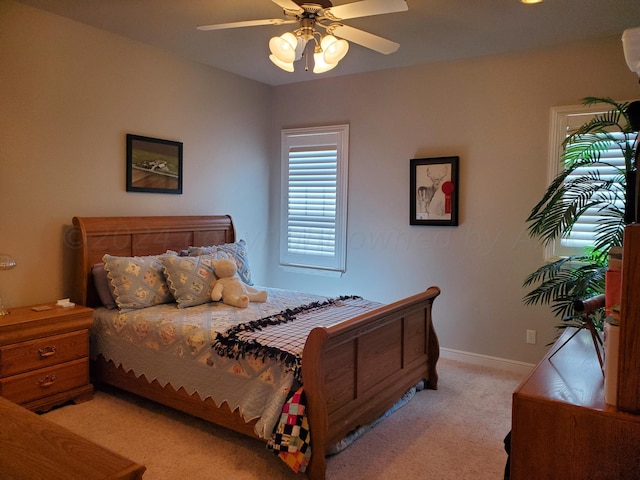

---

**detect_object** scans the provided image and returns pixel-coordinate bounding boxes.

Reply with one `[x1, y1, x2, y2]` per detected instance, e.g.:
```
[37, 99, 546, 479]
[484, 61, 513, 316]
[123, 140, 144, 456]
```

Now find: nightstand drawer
[0, 330, 89, 377]
[0, 358, 89, 404]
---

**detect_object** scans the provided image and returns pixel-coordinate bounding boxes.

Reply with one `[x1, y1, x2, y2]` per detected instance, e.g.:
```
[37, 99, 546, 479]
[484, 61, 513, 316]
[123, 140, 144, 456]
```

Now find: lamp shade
[269, 32, 298, 63]
[321, 35, 349, 65]
[0, 254, 16, 271]
[622, 27, 640, 74]
[269, 54, 294, 72]
[313, 49, 338, 74]
[294, 36, 306, 61]
[0, 254, 15, 315]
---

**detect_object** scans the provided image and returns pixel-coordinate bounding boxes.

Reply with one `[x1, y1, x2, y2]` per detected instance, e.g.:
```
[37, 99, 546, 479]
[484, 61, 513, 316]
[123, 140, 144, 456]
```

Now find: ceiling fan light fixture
[269, 54, 295, 72]
[321, 35, 349, 64]
[269, 32, 298, 63]
[200, 0, 409, 76]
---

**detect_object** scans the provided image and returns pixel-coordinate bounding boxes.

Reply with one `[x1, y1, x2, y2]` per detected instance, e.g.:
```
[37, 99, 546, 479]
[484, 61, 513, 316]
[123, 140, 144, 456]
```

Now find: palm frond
[523, 96, 634, 321]
[527, 169, 622, 249]
[523, 256, 606, 318]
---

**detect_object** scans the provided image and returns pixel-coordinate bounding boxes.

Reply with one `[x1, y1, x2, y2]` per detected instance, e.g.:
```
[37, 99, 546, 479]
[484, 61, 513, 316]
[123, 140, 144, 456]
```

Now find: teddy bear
[210, 256, 267, 308]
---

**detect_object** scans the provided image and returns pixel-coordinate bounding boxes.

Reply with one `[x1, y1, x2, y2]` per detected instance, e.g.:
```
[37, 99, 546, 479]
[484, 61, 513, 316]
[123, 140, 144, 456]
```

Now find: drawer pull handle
[38, 346, 57, 358]
[37, 375, 57, 388]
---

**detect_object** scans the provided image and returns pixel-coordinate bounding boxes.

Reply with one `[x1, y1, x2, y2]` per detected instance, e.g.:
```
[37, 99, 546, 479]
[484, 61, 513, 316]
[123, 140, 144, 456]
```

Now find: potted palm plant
[523, 97, 638, 327]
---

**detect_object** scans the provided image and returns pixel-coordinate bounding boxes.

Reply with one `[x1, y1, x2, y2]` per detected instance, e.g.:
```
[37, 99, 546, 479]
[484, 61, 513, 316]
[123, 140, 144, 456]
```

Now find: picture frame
[126, 134, 183, 194]
[410, 156, 459, 226]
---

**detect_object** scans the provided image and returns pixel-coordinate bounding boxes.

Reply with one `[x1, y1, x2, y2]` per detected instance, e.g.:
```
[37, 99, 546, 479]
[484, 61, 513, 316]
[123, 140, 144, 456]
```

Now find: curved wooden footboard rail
[302, 286, 441, 480]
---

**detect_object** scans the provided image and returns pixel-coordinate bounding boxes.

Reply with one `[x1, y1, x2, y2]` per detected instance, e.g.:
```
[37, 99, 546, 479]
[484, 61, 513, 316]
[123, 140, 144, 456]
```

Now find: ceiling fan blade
[325, 0, 408, 20]
[197, 18, 297, 31]
[272, 0, 304, 15]
[331, 24, 400, 54]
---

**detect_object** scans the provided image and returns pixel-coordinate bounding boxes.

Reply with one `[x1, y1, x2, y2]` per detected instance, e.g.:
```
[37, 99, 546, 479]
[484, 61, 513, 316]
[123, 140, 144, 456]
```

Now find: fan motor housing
[295, 1, 333, 9]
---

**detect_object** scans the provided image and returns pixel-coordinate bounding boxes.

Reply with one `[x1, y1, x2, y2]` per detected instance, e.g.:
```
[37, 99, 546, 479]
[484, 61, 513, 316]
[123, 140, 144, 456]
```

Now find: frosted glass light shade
[269, 32, 298, 63]
[321, 35, 349, 64]
[313, 49, 338, 73]
[623, 27, 640, 74]
[294, 36, 306, 60]
[269, 54, 294, 72]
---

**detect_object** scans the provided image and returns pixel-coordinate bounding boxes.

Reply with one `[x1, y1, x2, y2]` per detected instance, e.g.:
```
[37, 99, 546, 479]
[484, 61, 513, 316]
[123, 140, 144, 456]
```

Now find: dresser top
[0, 395, 145, 479]
[0, 303, 93, 345]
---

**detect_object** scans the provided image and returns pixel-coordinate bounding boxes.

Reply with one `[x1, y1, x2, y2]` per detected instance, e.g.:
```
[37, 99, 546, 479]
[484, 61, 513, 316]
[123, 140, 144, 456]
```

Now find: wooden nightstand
[0, 303, 94, 411]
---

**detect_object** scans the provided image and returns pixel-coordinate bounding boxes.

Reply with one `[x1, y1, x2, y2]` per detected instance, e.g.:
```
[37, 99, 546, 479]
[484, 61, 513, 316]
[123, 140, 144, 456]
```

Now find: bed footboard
[302, 286, 441, 480]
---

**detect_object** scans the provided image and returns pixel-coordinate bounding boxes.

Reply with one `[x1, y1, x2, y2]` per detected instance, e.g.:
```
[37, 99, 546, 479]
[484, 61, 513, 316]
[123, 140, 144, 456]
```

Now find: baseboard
[440, 347, 534, 375]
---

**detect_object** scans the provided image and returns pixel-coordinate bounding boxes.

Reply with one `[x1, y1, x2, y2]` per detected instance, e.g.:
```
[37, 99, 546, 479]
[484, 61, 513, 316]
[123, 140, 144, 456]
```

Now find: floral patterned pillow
[160, 255, 217, 308]
[188, 239, 253, 285]
[103, 252, 177, 310]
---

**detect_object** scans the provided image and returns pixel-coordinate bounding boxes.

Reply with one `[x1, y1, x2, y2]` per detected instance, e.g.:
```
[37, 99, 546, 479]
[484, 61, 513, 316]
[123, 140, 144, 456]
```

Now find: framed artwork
[126, 134, 183, 194]
[410, 156, 459, 226]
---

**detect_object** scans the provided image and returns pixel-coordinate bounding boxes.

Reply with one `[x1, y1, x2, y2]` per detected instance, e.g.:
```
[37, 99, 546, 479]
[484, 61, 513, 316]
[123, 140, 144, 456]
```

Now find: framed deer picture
[410, 156, 459, 226]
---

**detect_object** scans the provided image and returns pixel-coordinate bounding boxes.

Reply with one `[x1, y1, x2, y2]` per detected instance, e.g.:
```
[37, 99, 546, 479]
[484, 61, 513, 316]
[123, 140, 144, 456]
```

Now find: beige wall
[267, 37, 640, 364]
[0, 1, 272, 307]
[2, 1, 638, 364]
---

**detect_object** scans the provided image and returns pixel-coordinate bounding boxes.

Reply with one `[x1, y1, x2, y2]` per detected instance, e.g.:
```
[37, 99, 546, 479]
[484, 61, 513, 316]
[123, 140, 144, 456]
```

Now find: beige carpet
[43, 359, 524, 480]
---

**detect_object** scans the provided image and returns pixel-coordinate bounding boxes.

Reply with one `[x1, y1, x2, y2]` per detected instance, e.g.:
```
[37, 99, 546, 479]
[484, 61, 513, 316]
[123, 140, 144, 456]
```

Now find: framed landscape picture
[410, 156, 459, 226]
[126, 134, 183, 194]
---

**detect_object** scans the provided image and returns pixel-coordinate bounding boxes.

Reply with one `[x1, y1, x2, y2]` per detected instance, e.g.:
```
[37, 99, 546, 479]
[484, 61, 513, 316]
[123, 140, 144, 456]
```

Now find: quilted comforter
[91, 287, 381, 439]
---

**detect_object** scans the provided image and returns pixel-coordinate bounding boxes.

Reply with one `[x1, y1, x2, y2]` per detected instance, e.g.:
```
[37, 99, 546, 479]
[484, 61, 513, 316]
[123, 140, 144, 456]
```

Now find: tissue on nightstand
[56, 298, 75, 308]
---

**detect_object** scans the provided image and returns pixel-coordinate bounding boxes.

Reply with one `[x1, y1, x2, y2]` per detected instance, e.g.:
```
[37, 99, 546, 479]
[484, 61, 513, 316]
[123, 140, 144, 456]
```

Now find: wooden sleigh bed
[71, 215, 441, 480]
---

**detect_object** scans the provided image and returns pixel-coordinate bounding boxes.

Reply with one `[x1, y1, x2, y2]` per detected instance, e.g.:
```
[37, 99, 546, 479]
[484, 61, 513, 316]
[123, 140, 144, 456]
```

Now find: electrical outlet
[526, 329, 537, 345]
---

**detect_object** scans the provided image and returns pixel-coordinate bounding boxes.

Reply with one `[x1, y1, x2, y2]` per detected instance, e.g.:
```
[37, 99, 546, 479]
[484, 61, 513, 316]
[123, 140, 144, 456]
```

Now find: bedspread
[91, 287, 381, 438]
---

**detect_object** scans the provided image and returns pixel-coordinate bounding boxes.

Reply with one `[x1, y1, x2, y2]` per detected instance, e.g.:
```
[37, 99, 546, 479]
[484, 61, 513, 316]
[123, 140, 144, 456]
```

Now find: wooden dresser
[0, 395, 145, 479]
[0, 303, 94, 411]
[511, 327, 640, 479]
[511, 224, 640, 479]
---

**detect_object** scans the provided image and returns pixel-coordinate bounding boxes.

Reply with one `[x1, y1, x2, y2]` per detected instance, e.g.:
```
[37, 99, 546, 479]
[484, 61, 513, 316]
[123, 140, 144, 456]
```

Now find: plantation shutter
[561, 131, 630, 248]
[548, 105, 636, 258]
[280, 125, 348, 272]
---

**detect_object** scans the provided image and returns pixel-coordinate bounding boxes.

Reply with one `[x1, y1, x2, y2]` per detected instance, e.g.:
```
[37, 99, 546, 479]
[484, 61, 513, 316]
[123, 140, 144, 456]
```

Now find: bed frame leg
[426, 321, 440, 390]
[306, 453, 326, 480]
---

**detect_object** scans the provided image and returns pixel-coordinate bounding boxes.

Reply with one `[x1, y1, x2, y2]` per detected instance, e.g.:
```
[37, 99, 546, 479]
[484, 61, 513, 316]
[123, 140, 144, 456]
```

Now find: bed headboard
[72, 215, 236, 307]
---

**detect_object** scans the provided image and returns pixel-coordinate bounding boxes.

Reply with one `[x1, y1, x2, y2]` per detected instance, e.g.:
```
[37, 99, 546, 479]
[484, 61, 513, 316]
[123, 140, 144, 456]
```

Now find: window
[547, 104, 636, 260]
[280, 124, 349, 273]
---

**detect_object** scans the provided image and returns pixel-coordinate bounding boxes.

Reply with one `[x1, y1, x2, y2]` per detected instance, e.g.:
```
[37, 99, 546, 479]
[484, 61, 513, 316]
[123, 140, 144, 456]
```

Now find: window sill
[279, 265, 344, 278]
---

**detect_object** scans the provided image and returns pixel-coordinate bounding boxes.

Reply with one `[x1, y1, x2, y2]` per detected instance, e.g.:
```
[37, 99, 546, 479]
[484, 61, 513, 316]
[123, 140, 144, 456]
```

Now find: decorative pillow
[103, 252, 177, 310]
[91, 263, 117, 309]
[160, 255, 217, 308]
[188, 239, 253, 285]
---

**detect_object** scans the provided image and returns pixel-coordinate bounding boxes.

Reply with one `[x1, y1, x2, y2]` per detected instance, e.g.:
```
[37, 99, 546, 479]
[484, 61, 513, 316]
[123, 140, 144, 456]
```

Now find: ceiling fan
[197, 0, 409, 73]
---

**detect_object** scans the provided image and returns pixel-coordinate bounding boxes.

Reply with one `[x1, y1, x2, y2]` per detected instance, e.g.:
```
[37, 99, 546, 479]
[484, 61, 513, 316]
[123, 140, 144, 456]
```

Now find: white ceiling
[14, 0, 640, 86]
